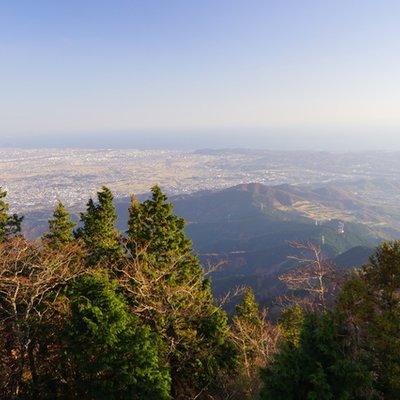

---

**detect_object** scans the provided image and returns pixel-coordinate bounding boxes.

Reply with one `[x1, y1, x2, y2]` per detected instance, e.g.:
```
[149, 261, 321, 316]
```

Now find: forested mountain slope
[114, 183, 384, 302]
[22, 182, 387, 301]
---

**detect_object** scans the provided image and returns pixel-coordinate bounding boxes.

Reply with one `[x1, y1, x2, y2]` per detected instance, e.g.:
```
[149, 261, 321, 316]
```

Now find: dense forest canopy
[0, 185, 399, 399]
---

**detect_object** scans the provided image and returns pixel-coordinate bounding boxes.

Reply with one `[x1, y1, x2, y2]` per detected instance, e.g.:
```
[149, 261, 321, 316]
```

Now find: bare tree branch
[279, 241, 339, 312]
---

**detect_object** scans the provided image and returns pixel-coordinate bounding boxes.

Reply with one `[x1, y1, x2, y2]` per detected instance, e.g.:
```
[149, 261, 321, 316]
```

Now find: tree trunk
[28, 340, 38, 397]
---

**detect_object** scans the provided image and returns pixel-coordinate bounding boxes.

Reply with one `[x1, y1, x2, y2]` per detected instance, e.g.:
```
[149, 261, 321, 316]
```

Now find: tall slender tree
[230, 288, 281, 399]
[43, 201, 75, 248]
[278, 304, 304, 348]
[75, 186, 122, 263]
[0, 187, 23, 243]
[125, 186, 236, 398]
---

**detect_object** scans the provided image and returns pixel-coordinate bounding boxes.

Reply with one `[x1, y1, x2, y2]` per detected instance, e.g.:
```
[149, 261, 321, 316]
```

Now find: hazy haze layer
[1, 1, 400, 149]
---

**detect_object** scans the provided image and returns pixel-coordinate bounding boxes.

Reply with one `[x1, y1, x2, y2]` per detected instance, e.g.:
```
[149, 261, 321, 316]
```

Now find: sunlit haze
[1, 1, 400, 150]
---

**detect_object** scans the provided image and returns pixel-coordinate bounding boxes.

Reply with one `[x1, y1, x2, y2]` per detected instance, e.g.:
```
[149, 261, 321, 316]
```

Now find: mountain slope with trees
[20, 182, 386, 306]
[1, 186, 400, 398]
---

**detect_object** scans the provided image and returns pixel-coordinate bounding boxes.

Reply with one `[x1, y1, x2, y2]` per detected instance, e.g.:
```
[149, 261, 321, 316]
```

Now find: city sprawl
[1, 148, 400, 221]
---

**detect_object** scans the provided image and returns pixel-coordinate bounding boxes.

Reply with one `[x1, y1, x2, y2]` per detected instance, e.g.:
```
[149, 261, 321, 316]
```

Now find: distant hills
[22, 181, 392, 303]
[170, 182, 383, 253]
[166, 183, 382, 302]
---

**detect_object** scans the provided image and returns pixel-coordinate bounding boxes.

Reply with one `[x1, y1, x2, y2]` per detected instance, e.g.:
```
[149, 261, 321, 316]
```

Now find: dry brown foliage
[0, 237, 86, 399]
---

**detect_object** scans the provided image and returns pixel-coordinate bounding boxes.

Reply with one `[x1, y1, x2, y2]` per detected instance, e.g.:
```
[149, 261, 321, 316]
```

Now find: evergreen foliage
[3, 186, 400, 399]
[43, 201, 76, 248]
[235, 288, 263, 328]
[127, 185, 195, 269]
[64, 271, 171, 400]
[260, 312, 371, 400]
[0, 187, 23, 242]
[230, 288, 280, 399]
[232, 288, 264, 372]
[126, 185, 236, 397]
[278, 304, 304, 347]
[75, 186, 122, 262]
[338, 241, 400, 399]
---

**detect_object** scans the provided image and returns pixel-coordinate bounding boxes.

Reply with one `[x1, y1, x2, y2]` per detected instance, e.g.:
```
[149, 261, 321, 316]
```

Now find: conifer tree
[230, 288, 281, 399]
[235, 288, 263, 328]
[125, 185, 236, 398]
[338, 241, 400, 399]
[0, 187, 23, 243]
[278, 304, 304, 347]
[127, 185, 195, 270]
[43, 201, 75, 248]
[260, 312, 371, 400]
[75, 186, 122, 263]
[64, 271, 171, 399]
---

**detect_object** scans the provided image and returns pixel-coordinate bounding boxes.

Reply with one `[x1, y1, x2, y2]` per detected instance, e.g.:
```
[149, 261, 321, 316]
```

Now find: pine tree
[125, 185, 236, 398]
[43, 201, 76, 248]
[0, 187, 23, 243]
[75, 186, 122, 263]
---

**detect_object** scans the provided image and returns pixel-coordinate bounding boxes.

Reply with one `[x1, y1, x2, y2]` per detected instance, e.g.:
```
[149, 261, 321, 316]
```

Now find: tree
[43, 201, 76, 248]
[75, 186, 122, 263]
[0, 187, 23, 243]
[279, 241, 338, 313]
[0, 237, 85, 399]
[278, 304, 304, 348]
[127, 186, 194, 268]
[260, 312, 371, 400]
[64, 271, 171, 400]
[229, 288, 281, 399]
[337, 241, 400, 399]
[124, 186, 237, 398]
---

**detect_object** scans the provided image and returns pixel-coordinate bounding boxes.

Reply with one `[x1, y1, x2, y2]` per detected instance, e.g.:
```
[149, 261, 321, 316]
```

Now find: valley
[3, 148, 400, 304]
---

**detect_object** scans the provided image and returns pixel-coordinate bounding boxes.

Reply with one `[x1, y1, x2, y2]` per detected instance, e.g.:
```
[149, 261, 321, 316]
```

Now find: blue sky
[1, 1, 400, 149]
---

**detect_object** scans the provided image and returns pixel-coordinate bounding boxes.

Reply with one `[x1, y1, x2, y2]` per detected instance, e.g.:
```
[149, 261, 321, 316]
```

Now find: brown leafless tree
[0, 237, 86, 399]
[278, 241, 340, 312]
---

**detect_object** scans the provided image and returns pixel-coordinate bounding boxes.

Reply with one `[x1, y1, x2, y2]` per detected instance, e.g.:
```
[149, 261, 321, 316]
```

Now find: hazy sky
[1, 1, 400, 149]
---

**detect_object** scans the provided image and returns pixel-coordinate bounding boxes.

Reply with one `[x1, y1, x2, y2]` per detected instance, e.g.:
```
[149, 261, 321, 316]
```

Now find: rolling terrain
[21, 181, 394, 304]
[167, 183, 383, 302]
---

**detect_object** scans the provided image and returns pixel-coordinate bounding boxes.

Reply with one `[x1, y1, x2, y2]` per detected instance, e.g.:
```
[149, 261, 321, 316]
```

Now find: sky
[1, 0, 400, 150]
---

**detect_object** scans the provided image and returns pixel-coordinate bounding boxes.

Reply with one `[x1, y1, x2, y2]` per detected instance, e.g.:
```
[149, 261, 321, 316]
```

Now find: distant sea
[1, 129, 399, 152]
